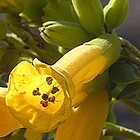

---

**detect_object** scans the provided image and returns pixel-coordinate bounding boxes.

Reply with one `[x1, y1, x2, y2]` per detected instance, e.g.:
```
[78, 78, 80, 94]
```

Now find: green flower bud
[0, 19, 7, 40]
[71, 0, 104, 36]
[39, 21, 91, 49]
[42, 0, 79, 23]
[104, 0, 129, 32]
[19, 0, 47, 26]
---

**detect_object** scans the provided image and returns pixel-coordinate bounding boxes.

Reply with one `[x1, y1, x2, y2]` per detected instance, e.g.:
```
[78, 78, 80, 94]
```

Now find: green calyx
[39, 21, 91, 49]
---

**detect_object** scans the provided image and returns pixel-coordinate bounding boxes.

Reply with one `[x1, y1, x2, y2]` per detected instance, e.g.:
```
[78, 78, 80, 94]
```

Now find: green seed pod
[39, 21, 91, 49]
[104, 0, 129, 32]
[0, 19, 7, 40]
[71, 0, 104, 36]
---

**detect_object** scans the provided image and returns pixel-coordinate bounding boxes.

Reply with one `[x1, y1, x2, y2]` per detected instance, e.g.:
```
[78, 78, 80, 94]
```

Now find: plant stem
[102, 122, 140, 140]
[119, 37, 140, 59]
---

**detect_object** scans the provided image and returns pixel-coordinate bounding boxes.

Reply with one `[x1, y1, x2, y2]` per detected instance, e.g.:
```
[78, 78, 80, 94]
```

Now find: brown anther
[48, 96, 55, 103]
[32, 89, 41, 96]
[46, 77, 53, 85]
[51, 86, 59, 94]
[40, 100, 48, 107]
[42, 94, 48, 100]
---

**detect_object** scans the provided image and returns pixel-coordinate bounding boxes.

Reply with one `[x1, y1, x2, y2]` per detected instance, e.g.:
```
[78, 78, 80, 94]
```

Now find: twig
[119, 37, 140, 59]
[102, 122, 140, 140]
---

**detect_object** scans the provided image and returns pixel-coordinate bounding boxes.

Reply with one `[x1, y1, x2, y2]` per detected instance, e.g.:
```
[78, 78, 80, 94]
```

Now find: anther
[46, 77, 53, 85]
[42, 94, 48, 100]
[51, 86, 59, 94]
[48, 96, 55, 103]
[40, 100, 48, 107]
[32, 88, 41, 96]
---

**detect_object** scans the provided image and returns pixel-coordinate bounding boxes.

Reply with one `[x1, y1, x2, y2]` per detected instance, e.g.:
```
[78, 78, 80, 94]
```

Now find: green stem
[103, 122, 140, 140]
[119, 37, 140, 59]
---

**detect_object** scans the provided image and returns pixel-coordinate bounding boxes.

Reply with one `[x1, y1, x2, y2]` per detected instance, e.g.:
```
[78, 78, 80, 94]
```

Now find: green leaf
[109, 62, 140, 84]
[0, 50, 19, 73]
[117, 82, 140, 100]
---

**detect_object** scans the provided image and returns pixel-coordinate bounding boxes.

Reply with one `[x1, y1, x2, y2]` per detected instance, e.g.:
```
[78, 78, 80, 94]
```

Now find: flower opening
[5, 59, 72, 132]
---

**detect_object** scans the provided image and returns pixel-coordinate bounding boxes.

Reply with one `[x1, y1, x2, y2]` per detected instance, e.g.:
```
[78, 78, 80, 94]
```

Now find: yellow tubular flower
[5, 60, 73, 132]
[0, 87, 22, 137]
[4, 33, 120, 134]
[55, 88, 109, 140]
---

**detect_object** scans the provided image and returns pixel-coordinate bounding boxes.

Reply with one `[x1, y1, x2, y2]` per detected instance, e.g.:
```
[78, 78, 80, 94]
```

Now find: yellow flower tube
[55, 88, 109, 140]
[53, 33, 121, 105]
[0, 87, 22, 137]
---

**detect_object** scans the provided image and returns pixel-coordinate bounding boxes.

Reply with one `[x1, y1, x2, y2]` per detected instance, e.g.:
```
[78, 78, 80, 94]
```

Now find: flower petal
[55, 88, 109, 140]
[0, 95, 22, 137]
[8, 61, 39, 93]
[6, 60, 72, 132]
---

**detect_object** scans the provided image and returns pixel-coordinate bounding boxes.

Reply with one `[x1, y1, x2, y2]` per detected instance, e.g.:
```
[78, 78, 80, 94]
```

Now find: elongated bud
[55, 88, 109, 140]
[39, 21, 91, 49]
[42, 0, 79, 23]
[71, 0, 104, 36]
[104, 0, 129, 32]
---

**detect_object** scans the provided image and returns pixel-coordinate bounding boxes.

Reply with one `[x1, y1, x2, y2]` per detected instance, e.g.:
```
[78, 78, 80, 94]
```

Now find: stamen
[46, 77, 53, 85]
[32, 88, 41, 96]
[51, 86, 59, 94]
[48, 96, 55, 103]
[42, 94, 48, 100]
[40, 100, 48, 107]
